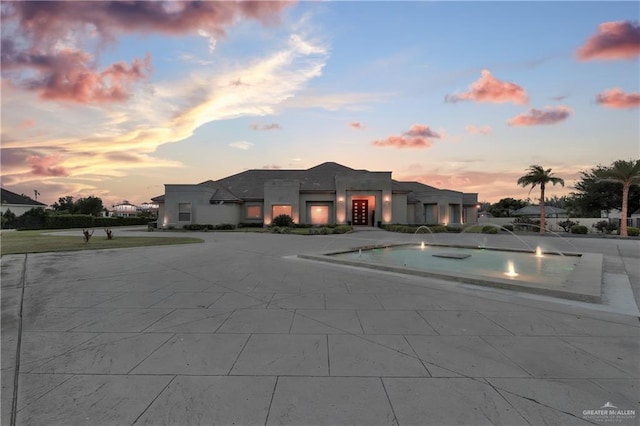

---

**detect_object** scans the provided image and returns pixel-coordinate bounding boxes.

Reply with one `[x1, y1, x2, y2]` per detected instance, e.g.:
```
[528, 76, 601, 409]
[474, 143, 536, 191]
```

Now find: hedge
[16, 211, 151, 230]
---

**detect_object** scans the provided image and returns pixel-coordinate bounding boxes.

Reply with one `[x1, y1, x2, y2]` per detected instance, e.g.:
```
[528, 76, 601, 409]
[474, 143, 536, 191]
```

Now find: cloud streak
[465, 124, 492, 135]
[595, 88, 640, 109]
[372, 124, 440, 148]
[250, 123, 281, 131]
[445, 70, 528, 104]
[507, 106, 572, 126]
[577, 21, 640, 61]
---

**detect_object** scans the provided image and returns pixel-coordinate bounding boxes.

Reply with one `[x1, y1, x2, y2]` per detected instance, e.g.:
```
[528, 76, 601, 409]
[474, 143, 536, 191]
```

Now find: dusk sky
[1, 1, 639, 208]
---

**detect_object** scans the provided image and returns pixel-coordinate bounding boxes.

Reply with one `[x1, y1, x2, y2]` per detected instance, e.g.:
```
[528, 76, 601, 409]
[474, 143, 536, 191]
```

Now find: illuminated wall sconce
[338, 197, 344, 202]
[384, 196, 390, 203]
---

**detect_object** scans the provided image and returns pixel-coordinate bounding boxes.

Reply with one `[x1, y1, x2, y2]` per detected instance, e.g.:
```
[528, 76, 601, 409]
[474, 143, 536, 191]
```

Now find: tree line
[484, 159, 640, 237]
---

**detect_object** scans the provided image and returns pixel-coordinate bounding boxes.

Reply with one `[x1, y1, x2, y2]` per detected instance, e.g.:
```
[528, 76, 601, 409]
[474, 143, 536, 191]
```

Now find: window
[246, 205, 262, 219]
[178, 203, 191, 221]
[310, 206, 329, 225]
[272, 205, 292, 218]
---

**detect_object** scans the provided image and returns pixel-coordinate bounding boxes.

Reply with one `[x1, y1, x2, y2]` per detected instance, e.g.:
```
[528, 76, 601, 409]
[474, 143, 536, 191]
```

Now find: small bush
[238, 222, 263, 228]
[570, 225, 588, 234]
[1, 209, 17, 229]
[332, 225, 353, 234]
[446, 225, 462, 233]
[183, 224, 210, 230]
[592, 220, 618, 234]
[271, 226, 292, 234]
[481, 225, 498, 234]
[502, 224, 514, 232]
[214, 223, 236, 230]
[557, 219, 578, 232]
[627, 227, 640, 237]
[272, 214, 294, 227]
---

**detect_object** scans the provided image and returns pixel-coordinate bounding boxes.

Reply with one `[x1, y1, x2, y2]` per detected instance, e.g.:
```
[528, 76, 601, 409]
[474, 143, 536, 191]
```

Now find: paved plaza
[2, 229, 639, 425]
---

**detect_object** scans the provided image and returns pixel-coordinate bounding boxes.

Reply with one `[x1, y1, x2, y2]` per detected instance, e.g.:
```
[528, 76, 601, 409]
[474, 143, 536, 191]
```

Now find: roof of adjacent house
[511, 205, 568, 216]
[1, 188, 47, 207]
[154, 162, 475, 202]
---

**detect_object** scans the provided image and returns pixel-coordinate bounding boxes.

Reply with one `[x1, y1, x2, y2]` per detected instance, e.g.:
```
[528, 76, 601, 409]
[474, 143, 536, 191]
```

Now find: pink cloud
[349, 121, 365, 129]
[577, 21, 640, 61]
[1, 1, 291, 104]
[372, 124, 440, 149]
[32, 50, 151, 103]
[2, 1, 291, 47]
[250, 123, 281, 131]
[508, 106, 572, 126]
[465, 124, 492, 135]
[445, 70, 528, 104]
[26, 155, 69, 177]
[20, 119, 36, 128]
[595, 88, 640, 109]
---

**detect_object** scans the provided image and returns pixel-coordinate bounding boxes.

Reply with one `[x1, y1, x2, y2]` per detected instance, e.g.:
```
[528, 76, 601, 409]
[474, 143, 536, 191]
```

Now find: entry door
[352, 200, 368, 225]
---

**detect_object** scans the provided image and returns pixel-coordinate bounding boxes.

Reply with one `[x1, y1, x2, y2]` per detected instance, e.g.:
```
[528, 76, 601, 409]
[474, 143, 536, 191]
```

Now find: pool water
[331, 245, 579, 287]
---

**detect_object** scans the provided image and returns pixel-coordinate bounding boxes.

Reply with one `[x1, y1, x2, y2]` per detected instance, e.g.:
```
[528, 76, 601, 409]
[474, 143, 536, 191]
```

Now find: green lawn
[1, 230, 203, 256]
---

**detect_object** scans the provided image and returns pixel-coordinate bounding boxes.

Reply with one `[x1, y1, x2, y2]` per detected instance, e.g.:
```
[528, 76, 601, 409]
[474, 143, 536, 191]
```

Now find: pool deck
[2, 229, 639, 425]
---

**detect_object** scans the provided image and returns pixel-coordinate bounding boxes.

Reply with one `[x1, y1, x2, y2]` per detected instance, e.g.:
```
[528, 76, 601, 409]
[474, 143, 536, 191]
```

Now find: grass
[1, 229, 203, 256]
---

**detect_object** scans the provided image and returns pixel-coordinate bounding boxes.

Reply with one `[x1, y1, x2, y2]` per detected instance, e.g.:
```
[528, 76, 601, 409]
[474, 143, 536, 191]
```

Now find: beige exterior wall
[407, 203, 416, 224]
[163, 184, 242, 226]
[263, 180, 301, 224]
[392, 193, 408, 225]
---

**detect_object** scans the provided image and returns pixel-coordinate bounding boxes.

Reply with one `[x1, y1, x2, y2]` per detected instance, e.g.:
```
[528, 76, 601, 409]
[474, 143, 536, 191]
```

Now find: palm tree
[597, 159, 640, 237]
[517, 165, 565, 234]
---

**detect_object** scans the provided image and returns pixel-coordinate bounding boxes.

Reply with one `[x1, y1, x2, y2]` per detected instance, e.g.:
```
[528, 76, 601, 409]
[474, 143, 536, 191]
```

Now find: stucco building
[153, 162, 478, 228]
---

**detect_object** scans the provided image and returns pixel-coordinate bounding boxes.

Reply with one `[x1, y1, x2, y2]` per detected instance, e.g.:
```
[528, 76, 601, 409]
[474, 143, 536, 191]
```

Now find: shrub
[332, 225, 353, 234]
[238, 222, 263, 228]
[214, 223, 236, 230]
[428, 225, 447, 233]
[445, 225, 462, 233]
[1, 209, 17, 229]
[557, 219, 578, 232]
[627, 227, 640, 237]
[570, 225, 588, 234]
[481, 225, 498, 234]
[15, 208, 48, 230]
[46, 214, 94, 229]
[294, 223, 313, 228]
[592, 220, 618, 234]
[183, 224, 208, 230]
[272, 214, 294, 227]
[502, 224, 514, 232]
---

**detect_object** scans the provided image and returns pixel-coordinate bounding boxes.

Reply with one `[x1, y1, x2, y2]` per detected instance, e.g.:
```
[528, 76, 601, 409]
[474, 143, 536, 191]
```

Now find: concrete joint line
[10, 253, 28, 426]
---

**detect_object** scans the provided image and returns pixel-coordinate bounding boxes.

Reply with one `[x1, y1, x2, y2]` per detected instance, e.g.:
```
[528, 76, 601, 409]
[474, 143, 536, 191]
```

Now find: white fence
[478, 217, 611, 233]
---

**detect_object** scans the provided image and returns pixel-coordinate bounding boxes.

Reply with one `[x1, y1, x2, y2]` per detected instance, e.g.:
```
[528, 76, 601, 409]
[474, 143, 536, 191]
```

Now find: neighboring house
[109, 200, 160, 218]
[154, 162, 478, 228]
[1, 188, 47, 216]
[110, 200, 139, 217]
[603, 208, 640, 228]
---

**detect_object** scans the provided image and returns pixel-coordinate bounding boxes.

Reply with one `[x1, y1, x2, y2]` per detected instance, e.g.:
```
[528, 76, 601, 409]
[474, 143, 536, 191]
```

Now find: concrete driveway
[2, 229, 639, 425]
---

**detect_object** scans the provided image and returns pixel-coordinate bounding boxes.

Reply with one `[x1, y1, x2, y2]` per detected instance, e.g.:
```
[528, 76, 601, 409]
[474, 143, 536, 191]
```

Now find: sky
[1, 1, 639, 208]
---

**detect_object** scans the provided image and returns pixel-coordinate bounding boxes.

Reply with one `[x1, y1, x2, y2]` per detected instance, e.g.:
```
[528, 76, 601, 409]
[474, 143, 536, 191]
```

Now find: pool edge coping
[298, 243, 602, 304]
